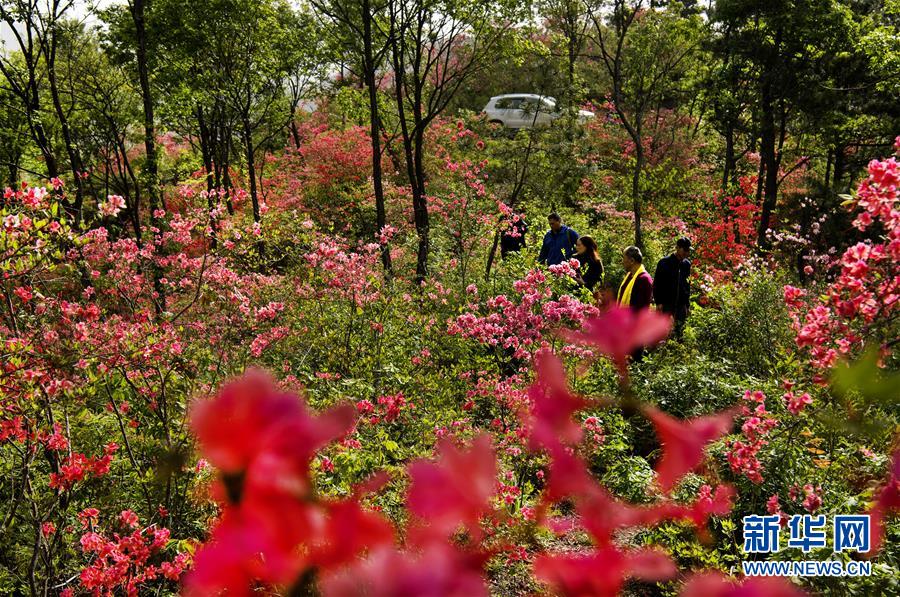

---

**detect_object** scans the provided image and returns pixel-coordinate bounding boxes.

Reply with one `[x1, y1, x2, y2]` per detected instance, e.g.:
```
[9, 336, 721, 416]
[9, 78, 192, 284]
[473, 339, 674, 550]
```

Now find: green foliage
[633, 351, 746, 417]
[691, 271, 795, 376]
[601, 455, 655, 502]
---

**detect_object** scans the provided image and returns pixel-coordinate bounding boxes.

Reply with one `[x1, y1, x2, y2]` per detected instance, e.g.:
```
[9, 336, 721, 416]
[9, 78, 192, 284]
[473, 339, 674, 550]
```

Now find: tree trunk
[756, 24, 782, 250]
[362, 0, 392, 273]
[389, 9, 429, 283]
[46, 36, 85, 222]
[631, 142, 644, 249]
[756, 77, 778, 249]
[131, 0, 161, 220]
[290, 114, 301, 149]
[832, 144, 845, 195]
[6, 158, 18, 186]
[242, 117, 260, 222]
[412, 127, 429, 283]
[722, 120, 735, 191]
[197, 105, 215, 195]
[131, 0, 164, 314]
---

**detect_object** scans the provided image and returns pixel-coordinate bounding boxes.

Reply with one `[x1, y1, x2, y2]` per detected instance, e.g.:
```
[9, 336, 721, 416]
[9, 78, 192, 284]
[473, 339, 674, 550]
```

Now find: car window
[520, 98, 543, 112]
[495, 98, 522, 110]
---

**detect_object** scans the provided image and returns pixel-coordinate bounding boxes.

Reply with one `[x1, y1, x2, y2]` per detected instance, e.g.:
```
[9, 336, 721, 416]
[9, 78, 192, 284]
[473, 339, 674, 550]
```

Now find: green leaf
[830, 349, 900, 406]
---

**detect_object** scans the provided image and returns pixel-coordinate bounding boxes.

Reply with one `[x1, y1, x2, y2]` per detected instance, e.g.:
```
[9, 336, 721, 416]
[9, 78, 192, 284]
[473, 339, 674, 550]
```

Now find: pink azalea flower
[643, 406, 737, 492]
[680, 571, 807, 596]
[407, 434, 497, 537]
[523, 352, 588, 451]
[560, 306, 672, 377]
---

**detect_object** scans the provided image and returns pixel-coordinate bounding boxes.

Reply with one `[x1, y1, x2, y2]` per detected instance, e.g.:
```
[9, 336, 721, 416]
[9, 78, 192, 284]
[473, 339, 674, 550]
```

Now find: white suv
[481, 94, 594, 129]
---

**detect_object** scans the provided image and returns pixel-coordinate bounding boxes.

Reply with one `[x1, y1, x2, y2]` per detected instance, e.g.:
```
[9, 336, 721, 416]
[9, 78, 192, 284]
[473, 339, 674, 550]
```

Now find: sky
[1, 0, 111, 49]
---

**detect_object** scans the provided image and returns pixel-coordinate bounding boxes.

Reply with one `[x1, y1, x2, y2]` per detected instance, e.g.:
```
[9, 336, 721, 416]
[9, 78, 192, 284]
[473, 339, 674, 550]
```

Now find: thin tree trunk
[757, 79, 778, 248]
[197, 105, 215, 194]
[722, 121, 735, 191]
[47, 36, 84, 221]
[756, 26, 782, 250]
[290, 112, 301, 148]
[632, 143, 644, 249]
[131, 0, 164, 314]
[412, 127, 430, 283]
[362, 0, 392, 273]
[833, 144, 845, 195]
[131, 0, 160, 220]
[242, 117, 260, 222]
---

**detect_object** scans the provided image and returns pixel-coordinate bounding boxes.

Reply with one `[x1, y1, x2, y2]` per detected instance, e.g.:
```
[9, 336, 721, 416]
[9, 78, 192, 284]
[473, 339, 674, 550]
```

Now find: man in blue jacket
[538, 212, 579, 266]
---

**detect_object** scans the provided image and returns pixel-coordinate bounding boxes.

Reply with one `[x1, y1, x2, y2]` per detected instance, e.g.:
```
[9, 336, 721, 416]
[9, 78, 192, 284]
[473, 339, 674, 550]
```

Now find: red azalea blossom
[185, 372, 356, 594]
[190, 369, 354, 489]
[524, 351, 589, 451]
[643, 406, 737, 492]
[407, 433, 497, 537]
[534, 545, 676, 597]
[680, 571, 807, 596]
[560, 306, 672, 377]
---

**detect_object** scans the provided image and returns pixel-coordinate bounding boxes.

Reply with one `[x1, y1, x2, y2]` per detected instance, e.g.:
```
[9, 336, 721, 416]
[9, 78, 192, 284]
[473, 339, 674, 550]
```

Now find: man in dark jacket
[500, 213, 528, 258]
[538, 212, 579, 266]
[653, 237, 691, 338]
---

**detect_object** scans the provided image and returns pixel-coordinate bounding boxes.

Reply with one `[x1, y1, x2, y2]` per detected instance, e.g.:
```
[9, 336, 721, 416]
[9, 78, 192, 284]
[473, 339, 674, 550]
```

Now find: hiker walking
[538, 212, 578, 266]
[653, 237, 691, 339]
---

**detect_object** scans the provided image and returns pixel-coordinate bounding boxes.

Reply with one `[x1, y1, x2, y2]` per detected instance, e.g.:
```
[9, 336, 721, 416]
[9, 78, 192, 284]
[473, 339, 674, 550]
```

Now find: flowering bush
[449, 267, 600, 363]
[0, 182, 291, 593]
[785, 140, 899, 373]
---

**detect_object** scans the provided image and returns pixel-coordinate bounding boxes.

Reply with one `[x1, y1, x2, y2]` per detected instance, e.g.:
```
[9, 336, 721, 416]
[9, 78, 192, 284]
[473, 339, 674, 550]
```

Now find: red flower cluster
[692, 177, 760, 281]
[49, 444, 118, 491]
[786, 143, 900, 371]
[560, 305, 672, 378]
[450, 268, 601, 361]
[186, 371, 503, 595]
[726, 391, 778, 483]
[75, 510, 189, 595]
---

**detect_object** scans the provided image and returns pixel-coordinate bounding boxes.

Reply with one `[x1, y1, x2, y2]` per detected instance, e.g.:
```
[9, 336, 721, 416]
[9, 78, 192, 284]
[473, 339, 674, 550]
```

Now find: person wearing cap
[500, 212, 528, 258]
[653, 237, 692, 338]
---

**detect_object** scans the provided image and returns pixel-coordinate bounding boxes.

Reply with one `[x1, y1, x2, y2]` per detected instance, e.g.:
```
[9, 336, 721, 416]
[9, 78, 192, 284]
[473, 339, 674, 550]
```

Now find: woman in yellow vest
[617, 246, 655, 361]
[617, 246, 654, 311]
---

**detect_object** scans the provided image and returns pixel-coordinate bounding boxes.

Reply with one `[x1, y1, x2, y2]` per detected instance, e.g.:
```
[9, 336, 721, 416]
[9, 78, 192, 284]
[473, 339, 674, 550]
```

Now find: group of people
[505, 212, 692, 341]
